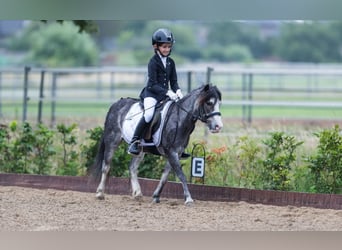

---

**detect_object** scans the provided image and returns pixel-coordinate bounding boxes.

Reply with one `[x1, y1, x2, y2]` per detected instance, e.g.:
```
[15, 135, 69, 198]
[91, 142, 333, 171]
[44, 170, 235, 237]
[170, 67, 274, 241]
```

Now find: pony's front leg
[167, 152, 194, 205]
[129, 153, 145, 199]
[152, 161, 172, 203]
[96, 160, 111, 199]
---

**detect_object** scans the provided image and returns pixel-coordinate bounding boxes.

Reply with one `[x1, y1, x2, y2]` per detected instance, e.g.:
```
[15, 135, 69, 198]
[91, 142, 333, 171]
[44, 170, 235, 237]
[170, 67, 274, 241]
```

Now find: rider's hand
[176, 89, 183, 99]
[166, 90, 178, 101]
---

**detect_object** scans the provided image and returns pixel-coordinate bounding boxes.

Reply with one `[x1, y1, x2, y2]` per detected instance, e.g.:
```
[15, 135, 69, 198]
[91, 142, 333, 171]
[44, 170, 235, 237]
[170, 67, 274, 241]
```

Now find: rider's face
[157, 43, 172, 56]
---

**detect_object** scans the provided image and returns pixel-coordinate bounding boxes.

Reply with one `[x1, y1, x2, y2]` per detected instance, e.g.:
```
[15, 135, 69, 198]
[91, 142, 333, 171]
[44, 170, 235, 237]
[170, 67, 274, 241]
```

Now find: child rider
[128, 28, 184, 155]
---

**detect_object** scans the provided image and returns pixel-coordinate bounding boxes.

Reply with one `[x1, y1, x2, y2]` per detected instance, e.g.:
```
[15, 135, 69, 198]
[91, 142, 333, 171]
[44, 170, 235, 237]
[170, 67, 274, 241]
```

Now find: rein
[125, 99, 168, 120]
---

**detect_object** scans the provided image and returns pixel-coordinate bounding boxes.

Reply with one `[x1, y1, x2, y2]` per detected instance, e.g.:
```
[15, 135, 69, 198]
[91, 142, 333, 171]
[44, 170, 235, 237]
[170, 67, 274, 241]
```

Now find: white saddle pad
[122, 101, 173, 147]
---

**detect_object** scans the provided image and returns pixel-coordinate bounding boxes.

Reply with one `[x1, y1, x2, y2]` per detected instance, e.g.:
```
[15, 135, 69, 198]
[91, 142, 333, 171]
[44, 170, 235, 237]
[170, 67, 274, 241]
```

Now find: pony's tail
[88, 134, 105, 182]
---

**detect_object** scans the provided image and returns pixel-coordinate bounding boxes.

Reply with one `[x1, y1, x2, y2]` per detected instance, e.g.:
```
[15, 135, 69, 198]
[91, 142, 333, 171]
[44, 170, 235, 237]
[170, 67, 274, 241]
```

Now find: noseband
[197, 111, 222, 123]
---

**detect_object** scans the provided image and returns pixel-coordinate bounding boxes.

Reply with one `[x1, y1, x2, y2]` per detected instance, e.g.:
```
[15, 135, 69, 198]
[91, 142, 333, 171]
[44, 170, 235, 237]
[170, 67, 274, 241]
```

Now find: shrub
[10, 121, 36, 174]
[0, 123, 13, 173]
[261, 132, 304, 191]
[306, 125, 342, 194]
[205, 144, 235, 186]
[56, 123, 82, 176]
[30, 123, 56, 174]
[235, 135, 263, 189]
[0, 121, 56, 174]
[1, 120, 340, 195]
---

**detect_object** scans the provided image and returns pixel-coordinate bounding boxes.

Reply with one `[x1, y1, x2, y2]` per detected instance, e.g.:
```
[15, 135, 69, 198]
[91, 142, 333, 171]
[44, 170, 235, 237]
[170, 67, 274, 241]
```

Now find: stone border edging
[0, 173, 341, 209]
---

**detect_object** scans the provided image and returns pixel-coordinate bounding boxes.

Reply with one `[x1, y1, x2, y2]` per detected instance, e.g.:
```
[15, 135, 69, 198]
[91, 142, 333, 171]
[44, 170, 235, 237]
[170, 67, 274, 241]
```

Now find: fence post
[242, 73, 247, 123]
[187, 71, 192, 93]
[206, 67, 213, 83]
[22, 66, 31, 122]
[37, 69, 45, 124]
[247, 73, 253, 124]
[51, 72, 57, 127]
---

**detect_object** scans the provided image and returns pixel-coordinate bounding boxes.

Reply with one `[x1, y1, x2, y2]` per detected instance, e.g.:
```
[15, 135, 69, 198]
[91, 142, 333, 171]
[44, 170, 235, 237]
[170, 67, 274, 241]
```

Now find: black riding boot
[128, 118, 148, 155]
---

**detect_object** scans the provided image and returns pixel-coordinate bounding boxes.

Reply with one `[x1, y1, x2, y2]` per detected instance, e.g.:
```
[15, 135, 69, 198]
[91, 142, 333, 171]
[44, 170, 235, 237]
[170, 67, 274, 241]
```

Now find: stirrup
[128, 140, 141, 155]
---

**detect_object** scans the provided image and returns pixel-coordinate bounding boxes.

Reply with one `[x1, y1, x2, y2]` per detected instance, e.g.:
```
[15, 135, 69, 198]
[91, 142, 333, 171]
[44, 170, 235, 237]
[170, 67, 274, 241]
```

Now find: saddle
[122, 99, 173, 149]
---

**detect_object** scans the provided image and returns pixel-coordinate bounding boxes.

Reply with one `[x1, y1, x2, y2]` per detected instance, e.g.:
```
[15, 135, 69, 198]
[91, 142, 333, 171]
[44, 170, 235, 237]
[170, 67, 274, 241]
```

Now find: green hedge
[0, 121, 341, 194]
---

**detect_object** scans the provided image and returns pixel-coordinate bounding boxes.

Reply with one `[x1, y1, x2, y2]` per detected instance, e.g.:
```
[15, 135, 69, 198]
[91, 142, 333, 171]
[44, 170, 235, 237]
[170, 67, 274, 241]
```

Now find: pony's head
[195, 84, 223, 133]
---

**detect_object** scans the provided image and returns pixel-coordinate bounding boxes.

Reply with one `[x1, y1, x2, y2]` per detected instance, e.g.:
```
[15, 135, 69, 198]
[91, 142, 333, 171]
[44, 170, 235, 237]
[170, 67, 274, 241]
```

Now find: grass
[1, 100, 342, 126]
[220, 106, 342, 119]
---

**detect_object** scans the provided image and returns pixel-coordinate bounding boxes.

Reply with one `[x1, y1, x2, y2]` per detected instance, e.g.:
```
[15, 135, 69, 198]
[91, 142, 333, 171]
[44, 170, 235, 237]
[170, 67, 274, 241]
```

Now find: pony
[90, 83, 223, 205]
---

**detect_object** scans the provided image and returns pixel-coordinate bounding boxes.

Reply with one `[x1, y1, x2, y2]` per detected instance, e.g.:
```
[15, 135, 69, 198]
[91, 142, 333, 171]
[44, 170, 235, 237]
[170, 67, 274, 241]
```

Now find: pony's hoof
[132, 189, 143, 200]
[185, 199, 194, 206]
[152, 197, 160, 203]
[133, 195, 143, 201]
[96, 192, 105, 200]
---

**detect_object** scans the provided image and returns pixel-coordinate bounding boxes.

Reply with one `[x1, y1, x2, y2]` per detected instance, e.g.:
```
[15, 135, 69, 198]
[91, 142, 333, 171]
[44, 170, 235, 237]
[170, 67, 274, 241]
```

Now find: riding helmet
[152, 28, 175, 45]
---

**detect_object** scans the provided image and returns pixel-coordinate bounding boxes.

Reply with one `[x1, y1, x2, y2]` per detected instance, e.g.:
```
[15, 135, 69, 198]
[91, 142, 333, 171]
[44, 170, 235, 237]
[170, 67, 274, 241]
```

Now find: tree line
[2, 20, 342, 67]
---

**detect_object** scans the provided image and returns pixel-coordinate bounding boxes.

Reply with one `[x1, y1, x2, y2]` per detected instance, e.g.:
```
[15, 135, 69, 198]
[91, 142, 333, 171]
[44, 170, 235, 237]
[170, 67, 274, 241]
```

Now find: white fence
[1, 64, 342, 127]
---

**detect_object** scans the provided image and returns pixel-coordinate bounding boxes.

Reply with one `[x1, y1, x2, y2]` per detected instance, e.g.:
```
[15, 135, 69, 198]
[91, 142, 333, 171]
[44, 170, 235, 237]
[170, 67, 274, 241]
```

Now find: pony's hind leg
[96, 160, 111, 199]
[152, 161, 172, 203]
[129, 153, 145, 199]
[96, 137, 121, 200]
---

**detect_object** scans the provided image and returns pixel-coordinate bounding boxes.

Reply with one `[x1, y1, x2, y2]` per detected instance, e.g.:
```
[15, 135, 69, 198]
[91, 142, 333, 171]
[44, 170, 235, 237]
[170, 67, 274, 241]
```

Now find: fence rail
[1, 64, 342, 127]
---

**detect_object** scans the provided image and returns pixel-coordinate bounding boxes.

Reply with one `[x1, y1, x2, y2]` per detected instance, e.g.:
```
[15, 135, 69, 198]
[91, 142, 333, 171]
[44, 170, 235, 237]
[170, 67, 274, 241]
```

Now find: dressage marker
[190, 143, 206, 184]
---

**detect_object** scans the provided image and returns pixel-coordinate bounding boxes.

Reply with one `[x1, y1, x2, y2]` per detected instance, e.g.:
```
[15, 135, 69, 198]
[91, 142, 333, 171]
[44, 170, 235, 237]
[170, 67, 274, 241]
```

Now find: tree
[205, 21, 270, 60]
[42, 20, 99, 34]
[274, 22, 342, 63]
[25, 22, 99, 67]
[5, 21, 99, 67]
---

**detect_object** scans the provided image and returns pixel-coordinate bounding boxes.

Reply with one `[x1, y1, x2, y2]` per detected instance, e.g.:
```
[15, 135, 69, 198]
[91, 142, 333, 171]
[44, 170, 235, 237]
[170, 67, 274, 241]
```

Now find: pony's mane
[182, 84, 221, 100]
[197, 84, 222, 105]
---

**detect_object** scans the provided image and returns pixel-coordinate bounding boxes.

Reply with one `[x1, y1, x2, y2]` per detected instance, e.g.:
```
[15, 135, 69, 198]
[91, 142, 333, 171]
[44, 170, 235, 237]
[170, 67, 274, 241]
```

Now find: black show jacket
[140, 53, 180, 102]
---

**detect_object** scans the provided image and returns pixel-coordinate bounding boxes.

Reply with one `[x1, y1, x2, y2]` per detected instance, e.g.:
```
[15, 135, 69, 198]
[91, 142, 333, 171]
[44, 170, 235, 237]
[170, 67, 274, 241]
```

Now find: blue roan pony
[90, 83, 223, 205]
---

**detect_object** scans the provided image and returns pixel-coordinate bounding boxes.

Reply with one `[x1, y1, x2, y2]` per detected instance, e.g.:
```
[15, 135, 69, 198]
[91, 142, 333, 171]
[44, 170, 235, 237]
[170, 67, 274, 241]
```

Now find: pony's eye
[206, 99, 214, 106]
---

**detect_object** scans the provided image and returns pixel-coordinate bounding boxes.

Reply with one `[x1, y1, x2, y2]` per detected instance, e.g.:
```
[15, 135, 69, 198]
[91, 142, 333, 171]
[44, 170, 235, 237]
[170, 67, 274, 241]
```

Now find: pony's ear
[203, 83, 210, 91]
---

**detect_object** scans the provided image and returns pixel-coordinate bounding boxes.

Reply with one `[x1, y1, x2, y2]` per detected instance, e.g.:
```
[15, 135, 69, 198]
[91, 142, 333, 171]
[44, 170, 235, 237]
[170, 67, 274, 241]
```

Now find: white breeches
[143, 97, 157, 123]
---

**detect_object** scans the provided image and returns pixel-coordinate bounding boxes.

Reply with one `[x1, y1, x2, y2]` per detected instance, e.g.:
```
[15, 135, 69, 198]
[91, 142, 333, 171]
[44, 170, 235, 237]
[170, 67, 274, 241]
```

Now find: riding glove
[176, 89, 183, 99]
[166, 90, 178, 101]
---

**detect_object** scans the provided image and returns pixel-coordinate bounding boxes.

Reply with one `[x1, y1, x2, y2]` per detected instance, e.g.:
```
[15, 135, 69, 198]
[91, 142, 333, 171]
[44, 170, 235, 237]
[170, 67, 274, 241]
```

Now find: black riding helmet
[152, 28, 175, 45]
[152, 28, 175, 57]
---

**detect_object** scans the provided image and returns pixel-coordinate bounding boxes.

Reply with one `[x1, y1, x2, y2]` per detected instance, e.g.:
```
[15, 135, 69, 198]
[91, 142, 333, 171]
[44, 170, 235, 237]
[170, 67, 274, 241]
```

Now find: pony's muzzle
[210, 125, 222, 133]
[208, 116, 223, 133]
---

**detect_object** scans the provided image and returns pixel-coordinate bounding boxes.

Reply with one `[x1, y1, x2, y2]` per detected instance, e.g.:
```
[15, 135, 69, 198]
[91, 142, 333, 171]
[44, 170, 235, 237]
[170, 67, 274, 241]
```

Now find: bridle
[164, 89, 222, 146]
[196, 110, 222, 123]
[173, 96, 221, 123]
